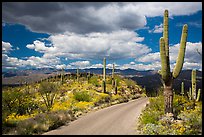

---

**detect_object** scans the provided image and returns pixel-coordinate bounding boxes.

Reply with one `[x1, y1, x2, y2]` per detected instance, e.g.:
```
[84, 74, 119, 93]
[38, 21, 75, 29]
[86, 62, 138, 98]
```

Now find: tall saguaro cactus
[112, 63, 115, 87]
[159, 9, 188, 114]
[61, 68, 64, 85]
[87, 71, 91, 84]
[77, 68, 79, 82]
[102, 58, 106, 93]
[191, 69, 196, 100]
[115, 79, 118, 94]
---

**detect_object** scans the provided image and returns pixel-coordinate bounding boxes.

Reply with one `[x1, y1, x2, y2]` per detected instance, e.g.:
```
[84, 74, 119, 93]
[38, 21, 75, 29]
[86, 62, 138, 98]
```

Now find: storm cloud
[2, 2, 146, 34]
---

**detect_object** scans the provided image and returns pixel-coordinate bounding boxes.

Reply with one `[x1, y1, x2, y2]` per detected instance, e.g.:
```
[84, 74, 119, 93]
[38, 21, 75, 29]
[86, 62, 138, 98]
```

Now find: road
[43, 97, 149, 135]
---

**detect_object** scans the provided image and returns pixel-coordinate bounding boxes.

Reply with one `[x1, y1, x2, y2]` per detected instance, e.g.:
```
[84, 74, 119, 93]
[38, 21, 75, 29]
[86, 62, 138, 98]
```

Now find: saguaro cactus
[87, 71, 91, 84]
[159, 9, 188, 114]
[114, 79, 117, 94]
[112, 63, 115, 87]
[191, 69, 196, 100]
[181, 82, 184, 96]
[102, 58, 106, 93]
[77, 68, 79, 82]
[61, 68, 64, 85]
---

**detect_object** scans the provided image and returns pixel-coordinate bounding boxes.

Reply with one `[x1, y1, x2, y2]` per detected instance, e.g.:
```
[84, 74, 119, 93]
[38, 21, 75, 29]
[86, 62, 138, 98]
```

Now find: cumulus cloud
[46, 30, 150, 60]
[2, 2, 201, 34]
[119, 61, 162, 71]
[56, 64, 67, 70]
[148, 23, 163, 33]
[136, 42, 202, 70]
[2, 41, 13, 53]
[89, 63, 103, 68]
[70, 61, 91, 68]
[26, 40, 55, 53]
[2, 2, 202, 71]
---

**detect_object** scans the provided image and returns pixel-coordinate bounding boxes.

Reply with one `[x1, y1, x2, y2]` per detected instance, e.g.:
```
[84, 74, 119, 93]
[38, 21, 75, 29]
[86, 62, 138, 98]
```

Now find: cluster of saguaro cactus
[159, 9, 188, 114]
[102, 58, 106, 93]
[181, 82, 184, 96]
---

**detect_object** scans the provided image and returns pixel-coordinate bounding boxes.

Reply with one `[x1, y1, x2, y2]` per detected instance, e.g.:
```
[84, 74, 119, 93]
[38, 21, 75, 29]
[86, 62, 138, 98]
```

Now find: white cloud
[137, 52, 160, 63]
[130, 61, 135, 65]
[26, 56, 60, 68]
[149, 23, 163, 33]
[56, 64, 66, 70]
[128, 2, 202, 17]
[169, 42, 202, 63]
[2, 41, 13, 53]
[183, 62, 202, 71]
[70, 61, 91, 68]
[119, 61, 162, 71]
[26, 40, 55, 53]
[89, 63, 103, 68]
[135, 42, 202, 71]
[47, 30, 150, 60]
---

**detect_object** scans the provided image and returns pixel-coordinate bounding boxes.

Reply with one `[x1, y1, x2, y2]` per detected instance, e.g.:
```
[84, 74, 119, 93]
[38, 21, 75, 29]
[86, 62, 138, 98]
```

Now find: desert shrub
[124, 78, 137, 88]
[6, 110, 75, 135]
[177, 102, 202, 135]
[38, 82, 59, 111]
[138, 95, 202, 135]
[93, 93, 111, 106]
[2, 87, 38, 124]
[73, 90, 92, 102]
[73, 101, 94, 112]
[89, 75, 100, 87]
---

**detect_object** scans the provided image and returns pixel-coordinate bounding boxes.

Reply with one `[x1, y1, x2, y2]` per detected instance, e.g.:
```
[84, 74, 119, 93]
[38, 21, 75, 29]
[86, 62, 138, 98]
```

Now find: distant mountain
[2, 68, 156, 78]
[2, 68, 202, 95]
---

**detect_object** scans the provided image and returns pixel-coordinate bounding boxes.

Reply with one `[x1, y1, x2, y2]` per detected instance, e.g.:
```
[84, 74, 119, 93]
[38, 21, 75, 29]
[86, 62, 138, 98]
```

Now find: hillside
[131, 70, 202, 97]
[2, 68, 156, 86]
[2, 72, 146, 135]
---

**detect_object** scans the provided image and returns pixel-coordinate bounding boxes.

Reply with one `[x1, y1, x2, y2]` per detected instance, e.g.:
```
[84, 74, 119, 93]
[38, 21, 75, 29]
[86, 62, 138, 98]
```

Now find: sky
[2, 2, 202, 72]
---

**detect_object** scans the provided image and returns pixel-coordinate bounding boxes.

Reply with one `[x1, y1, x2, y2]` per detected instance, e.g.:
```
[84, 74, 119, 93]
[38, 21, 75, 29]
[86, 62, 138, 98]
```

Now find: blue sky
[2, 2, 202, 71]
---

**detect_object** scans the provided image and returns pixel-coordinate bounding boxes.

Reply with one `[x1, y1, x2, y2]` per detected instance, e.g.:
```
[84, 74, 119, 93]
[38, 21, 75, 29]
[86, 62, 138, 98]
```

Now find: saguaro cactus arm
[159, 37, 169, 82]
[172, 24, 188, 79]
[196, 89, 201, 102]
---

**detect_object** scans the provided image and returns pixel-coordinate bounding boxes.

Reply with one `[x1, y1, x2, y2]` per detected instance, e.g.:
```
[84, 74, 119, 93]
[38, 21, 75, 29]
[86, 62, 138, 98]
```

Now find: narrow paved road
[43, 97, 149, 135]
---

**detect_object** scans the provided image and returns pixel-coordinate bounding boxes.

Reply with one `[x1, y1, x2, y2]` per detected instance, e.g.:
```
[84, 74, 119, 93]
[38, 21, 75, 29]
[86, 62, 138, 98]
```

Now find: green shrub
[73, 90, 92, 102]
[89, 75, 100, 87]
[138, 95, 202, 135]
[7, 110, 74, 135]
[124, 78, 136, 88]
